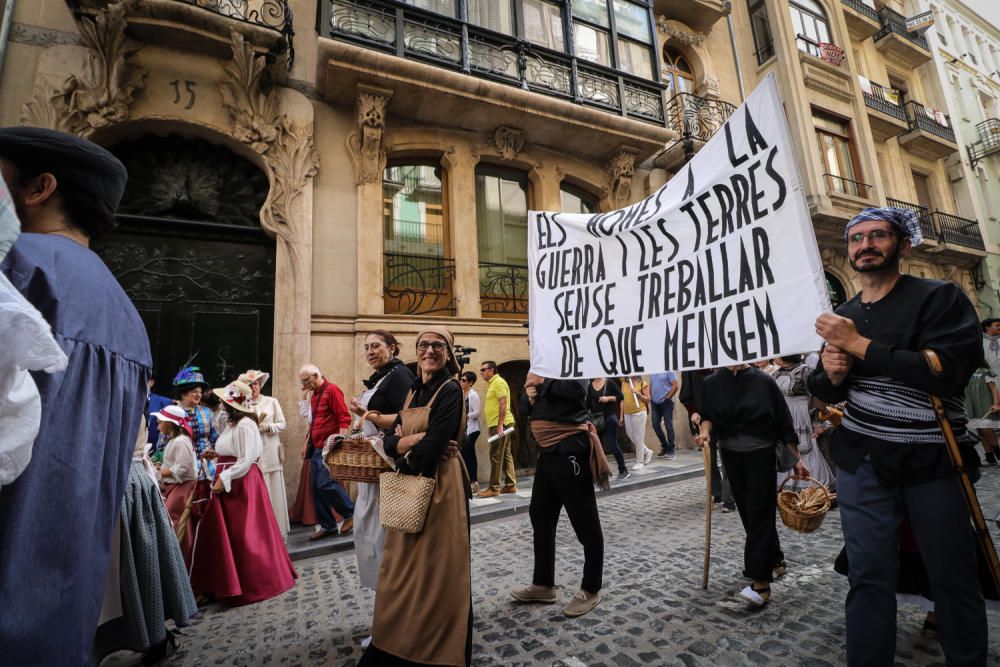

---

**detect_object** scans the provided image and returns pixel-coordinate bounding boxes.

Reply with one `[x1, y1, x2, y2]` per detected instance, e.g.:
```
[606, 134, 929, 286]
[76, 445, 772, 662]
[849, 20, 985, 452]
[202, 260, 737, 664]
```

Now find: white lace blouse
[216, 417, 263, 492]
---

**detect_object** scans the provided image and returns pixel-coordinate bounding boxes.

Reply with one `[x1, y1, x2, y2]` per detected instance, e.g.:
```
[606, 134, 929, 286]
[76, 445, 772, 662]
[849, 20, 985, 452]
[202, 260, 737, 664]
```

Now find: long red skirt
[163, 480, 196, 566]
[189, 457, 297, 606]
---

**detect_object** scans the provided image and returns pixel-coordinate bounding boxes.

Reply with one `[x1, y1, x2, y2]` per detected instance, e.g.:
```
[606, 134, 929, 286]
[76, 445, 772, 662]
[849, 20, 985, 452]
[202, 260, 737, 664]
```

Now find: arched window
[560, 183, 599, 214]
[476, 165, 530, 316]
[790, 0, 831, 57]
[382, 162, 455, 316]
[825, 271, 847, 309]
[662, 47, 695, 96]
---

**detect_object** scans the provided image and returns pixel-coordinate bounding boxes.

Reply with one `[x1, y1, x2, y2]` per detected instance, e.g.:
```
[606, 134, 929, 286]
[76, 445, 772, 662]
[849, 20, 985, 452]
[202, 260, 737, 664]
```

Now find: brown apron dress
[371, 380, 472, 666]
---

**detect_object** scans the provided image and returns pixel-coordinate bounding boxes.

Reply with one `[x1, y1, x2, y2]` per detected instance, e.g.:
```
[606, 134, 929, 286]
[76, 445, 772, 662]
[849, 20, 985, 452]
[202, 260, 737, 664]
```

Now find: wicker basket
[777, 476, 834, 533]
[324, 411, 392, 484]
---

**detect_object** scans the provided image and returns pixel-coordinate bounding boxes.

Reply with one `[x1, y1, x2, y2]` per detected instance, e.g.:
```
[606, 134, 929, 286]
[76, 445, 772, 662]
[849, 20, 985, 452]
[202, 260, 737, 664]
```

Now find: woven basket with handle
[324, 411, 392, 484]
[379, 471, 436, 533]
[777, 476, 834, 533]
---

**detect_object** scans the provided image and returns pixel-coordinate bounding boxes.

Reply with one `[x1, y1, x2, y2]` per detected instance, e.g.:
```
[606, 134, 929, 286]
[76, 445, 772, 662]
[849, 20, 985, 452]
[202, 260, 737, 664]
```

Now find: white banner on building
[527, 73, 830, 379]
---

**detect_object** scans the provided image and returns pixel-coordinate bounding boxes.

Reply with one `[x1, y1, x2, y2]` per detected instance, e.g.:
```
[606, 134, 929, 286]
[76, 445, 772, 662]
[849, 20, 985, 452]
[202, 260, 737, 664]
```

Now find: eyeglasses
[416, 341, 447, 352]
[479, 368, 491, 374]
[848, 229, 895, 245]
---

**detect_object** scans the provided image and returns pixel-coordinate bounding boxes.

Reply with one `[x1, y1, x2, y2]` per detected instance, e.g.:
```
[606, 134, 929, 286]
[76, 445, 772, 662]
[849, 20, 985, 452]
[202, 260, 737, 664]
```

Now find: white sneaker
[631, 463, 645, 470]
[644, 449, 654, 465]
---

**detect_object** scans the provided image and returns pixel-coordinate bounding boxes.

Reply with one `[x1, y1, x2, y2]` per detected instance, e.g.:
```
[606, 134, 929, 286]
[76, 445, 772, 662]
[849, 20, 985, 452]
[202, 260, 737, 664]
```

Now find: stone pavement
[286, 449, 705, 561]
[109, 466, 1000, 666]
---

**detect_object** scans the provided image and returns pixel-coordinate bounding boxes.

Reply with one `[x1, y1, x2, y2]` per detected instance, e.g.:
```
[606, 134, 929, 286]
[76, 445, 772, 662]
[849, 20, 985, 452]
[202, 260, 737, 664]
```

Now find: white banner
[527, 74, 830, 379]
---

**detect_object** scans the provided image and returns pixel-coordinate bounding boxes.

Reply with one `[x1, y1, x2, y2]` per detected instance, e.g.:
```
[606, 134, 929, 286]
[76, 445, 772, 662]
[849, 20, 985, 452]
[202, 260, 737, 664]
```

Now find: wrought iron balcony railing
[903, 100, 956, 143]
[841, 0, 878, 22]
[932, 211, 985, 250]
[886, 197, 935, 241]
[968, 118, 1000, 167]
[874, 6, 929, 51]
[479, 262, 529, 315]
[666, 93, 737, 145]
[383, 252, 456, 316]
[69, 0, 295, 65]
[320, 0, 666, 126]
[862, 80, 906, 122]
[824, 173, 872, 199]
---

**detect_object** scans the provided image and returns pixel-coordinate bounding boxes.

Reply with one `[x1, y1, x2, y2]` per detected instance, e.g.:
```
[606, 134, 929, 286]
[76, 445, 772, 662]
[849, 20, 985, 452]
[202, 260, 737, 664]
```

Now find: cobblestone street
[127, 468, 1000, 667]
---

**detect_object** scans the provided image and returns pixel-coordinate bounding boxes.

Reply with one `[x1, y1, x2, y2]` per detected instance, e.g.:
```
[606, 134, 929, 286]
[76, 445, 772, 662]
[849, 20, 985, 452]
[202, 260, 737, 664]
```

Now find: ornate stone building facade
[726, 0, 988, 309]
[0, 0, 745, 486]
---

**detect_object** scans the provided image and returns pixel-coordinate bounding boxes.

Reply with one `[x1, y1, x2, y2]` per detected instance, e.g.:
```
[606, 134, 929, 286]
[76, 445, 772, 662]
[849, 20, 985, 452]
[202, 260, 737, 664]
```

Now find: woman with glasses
[359, 327, 472, 667]
[346, 330, 415, 647]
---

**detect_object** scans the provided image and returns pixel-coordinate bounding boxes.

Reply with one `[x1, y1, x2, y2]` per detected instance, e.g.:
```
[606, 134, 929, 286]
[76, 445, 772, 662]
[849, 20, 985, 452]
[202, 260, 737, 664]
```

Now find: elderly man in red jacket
[300, 364, 355, 541]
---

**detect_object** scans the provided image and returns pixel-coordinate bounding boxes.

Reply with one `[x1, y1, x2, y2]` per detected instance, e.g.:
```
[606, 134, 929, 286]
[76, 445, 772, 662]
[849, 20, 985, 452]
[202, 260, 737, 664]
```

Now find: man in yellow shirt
[479, 361, 517, 497]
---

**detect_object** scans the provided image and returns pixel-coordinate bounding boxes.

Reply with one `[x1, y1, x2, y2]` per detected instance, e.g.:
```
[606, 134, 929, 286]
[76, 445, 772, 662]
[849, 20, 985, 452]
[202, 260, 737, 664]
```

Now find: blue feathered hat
[173, 356, 209, 390]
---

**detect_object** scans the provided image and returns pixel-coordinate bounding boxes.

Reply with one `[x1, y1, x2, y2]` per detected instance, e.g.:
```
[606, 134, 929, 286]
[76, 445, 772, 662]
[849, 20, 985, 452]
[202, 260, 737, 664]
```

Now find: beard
[849, 243, 901, 273]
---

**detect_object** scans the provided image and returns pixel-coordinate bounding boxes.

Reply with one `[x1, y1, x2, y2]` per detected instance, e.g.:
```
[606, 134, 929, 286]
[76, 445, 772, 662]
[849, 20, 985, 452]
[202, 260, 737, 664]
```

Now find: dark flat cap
[0, 126, 127, 216]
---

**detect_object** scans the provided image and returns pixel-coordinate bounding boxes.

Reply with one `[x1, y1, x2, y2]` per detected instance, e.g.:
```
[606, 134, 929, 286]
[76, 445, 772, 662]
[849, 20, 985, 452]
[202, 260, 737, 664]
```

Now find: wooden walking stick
[702, 441, 713, 590]
[922, 349, 1000, 594]
[175, 459, 207, 543]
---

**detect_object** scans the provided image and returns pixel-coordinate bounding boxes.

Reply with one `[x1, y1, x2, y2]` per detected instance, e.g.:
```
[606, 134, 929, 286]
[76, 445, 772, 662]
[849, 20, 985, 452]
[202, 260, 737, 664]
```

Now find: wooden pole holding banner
[702, 441, 713, 589]
[922, 349, 1000, 593]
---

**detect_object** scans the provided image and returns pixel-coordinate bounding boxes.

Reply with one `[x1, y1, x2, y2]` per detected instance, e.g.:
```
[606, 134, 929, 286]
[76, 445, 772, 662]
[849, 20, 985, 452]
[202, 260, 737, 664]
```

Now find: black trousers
[461, 430, 479, 483]
[530, 434, 604, 593]
[720, 446, 783, 583]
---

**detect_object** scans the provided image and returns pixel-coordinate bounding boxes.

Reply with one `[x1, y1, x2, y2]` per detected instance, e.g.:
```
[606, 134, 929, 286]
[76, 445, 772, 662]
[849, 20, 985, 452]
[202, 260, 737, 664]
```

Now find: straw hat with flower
[213, 381, 255, 413]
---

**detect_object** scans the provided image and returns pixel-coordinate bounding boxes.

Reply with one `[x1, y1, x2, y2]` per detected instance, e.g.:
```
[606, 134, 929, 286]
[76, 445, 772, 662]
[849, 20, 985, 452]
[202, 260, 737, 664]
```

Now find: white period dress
[249, 394, 290, 536]
[354, 382, 387, 591]
[773, 364, 834, 490]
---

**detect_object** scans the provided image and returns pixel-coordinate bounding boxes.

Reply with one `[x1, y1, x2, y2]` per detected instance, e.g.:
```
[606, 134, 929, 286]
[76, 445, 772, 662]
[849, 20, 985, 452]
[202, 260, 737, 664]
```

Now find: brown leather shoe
[339, 518, 354, 534]
[478, 488, 500, 498]
[500, 484, 518, 494]
[309, 528, 338, 541]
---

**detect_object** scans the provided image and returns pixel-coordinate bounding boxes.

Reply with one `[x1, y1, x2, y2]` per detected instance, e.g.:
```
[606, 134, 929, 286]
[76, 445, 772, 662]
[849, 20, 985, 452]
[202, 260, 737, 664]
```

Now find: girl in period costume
[238, 369, 291, 537]
[771, 355, 834, 491]
[91, 420, 197, 666]
[189, 381, 297, 606]
[359, 327, 472, 667]
[155, 405, 197, 563]
[347, 331, 416, 646]
[695, 364, 809, 608]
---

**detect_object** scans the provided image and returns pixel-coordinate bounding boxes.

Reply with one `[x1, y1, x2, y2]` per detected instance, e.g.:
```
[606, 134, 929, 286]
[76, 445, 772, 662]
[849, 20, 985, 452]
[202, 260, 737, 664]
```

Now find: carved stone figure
[607, 147, 639, 206]
[347, 86, 393, 185]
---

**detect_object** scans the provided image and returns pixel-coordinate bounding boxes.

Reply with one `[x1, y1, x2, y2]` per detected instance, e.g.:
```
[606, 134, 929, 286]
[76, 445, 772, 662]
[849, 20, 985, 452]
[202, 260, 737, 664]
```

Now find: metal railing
[932, 211, 985, 250]
[886, 197, 935, 241]
[320, 0, 666, 126]
[874, 6, 930, 51]
[968, 118, 1000, 167]
[383, 252, 456, 316]
[666, 92, 737, 144]
[862, 80, 906, 122]
[824, 173, 872, 199]
[841, 0, 878, 22]
[754, 39, 775, 66]
[479, 261, 529, 315]
[903, 100, 956, 143]
[796, 34, 822, 58]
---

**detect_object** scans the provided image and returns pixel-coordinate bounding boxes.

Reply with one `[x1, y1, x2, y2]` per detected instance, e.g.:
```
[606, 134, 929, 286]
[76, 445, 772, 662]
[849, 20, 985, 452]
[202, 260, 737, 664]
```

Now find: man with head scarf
[807, 207, 987, 665]
[0, 127, 152, 665]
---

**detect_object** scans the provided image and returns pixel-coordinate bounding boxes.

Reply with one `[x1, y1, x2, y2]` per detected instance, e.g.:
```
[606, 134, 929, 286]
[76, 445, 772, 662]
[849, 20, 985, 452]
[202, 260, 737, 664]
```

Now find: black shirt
[365, 359, 416, 416]
[384, 368, 463, 477]
[587, 379, 623, 417]
[528, 378, 589, 425]
[807, 275, 982, 485]
[700, 367, 797, 445]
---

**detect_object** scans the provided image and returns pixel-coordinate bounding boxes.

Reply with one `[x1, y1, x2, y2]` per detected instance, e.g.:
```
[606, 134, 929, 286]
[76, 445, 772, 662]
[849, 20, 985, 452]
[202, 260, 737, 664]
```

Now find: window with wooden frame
[476, 165, 531, 316]
[789, 0, 831, 57]
[814, 110, 867, 198]
[662, 47, 695, 97]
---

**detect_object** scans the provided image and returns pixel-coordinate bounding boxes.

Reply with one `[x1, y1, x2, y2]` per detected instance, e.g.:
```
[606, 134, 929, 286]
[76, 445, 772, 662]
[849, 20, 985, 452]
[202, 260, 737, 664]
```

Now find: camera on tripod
[454, 344, 476, 371]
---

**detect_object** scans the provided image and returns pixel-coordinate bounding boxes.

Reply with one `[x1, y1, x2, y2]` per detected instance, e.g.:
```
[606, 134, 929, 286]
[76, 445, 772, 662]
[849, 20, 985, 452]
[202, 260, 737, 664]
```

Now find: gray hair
[299, 364, 322, 377]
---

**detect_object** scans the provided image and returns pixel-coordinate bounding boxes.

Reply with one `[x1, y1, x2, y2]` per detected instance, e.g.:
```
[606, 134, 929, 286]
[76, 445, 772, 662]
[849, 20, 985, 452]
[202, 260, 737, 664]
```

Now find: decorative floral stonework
[347, 85, 393, 186]
[607, 146, 639, 206]
[493, 126, 526, 160]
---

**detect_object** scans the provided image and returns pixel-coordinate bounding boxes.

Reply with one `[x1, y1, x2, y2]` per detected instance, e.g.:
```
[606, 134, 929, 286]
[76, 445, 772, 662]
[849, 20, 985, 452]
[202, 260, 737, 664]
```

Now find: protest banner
[527, 73, 830, 379]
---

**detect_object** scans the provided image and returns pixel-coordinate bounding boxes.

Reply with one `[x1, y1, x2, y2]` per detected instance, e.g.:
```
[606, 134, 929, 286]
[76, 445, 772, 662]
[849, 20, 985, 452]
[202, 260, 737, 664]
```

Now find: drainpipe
[726, 12, 746, 102]
[0, 0, 15, 80]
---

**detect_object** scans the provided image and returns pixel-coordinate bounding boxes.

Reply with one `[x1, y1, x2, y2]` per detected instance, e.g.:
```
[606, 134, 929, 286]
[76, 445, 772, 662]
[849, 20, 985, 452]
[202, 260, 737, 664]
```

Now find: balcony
[317, 0, 675, 162]
[898, 100, 958, 160]
[887, 198, 986, 259]
[796, 36, 854, 102]
[933, 212, 985, 251]
[653, 0, 731, 33]
[840, 0, 880, 40]
[885, 198, 937, 243]
[654, 93, 737, 171]
[968, 118, 1000, 168]
[479, 262, 528, 317]
[68, 0, 294, 65]
[862, 80, 908, 140]
[383, 253, 456, 316]
[874, 7, 931, 68]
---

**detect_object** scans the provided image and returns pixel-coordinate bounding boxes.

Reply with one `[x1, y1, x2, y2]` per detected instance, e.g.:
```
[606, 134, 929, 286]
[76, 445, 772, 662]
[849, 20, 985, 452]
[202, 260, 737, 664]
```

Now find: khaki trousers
[488, 432, 517, 490]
